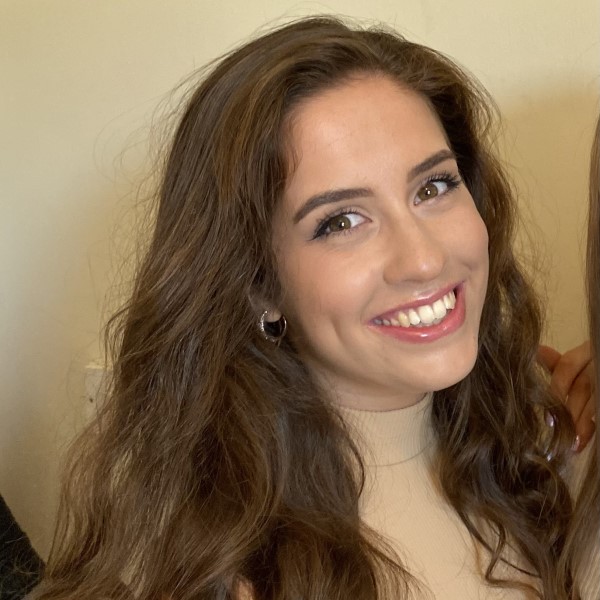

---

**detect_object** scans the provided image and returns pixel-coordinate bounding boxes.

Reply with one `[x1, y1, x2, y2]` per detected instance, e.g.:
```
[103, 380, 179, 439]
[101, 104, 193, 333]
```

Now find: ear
[248, 292, 282, 323]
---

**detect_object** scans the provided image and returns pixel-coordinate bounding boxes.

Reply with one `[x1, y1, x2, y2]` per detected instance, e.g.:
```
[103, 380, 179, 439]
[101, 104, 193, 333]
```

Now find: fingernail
[571, 435, 581, 452]
[545, 412, 555, 428]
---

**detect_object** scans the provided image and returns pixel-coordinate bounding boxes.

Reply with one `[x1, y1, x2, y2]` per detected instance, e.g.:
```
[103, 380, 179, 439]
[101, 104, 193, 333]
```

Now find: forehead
[283, 76, 449, 193]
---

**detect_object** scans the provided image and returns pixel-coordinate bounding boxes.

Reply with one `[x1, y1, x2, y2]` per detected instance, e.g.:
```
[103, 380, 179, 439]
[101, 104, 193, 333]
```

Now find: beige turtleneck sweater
[341, 393, 541, 599]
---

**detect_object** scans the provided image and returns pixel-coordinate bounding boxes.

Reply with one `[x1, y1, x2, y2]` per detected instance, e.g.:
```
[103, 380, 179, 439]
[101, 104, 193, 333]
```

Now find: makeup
[369, 284, 466, 343]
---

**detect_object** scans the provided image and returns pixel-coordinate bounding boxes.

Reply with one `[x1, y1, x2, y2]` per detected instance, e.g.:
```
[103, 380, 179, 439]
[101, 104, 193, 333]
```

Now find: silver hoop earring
[259, 310, 287, 344]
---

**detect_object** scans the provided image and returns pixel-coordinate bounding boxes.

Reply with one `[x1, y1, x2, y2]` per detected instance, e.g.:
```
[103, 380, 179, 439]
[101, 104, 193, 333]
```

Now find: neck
[338, 392, 435, 465]
[327, 380, 427, 411]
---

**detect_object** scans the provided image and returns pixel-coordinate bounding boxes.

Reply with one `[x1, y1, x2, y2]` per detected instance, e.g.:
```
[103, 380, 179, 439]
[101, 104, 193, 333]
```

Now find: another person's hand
[538, 341, 596, 452]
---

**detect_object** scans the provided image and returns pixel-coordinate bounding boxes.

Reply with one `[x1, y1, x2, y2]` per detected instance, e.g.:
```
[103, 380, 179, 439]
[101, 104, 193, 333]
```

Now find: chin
[421, 346, 479, 393]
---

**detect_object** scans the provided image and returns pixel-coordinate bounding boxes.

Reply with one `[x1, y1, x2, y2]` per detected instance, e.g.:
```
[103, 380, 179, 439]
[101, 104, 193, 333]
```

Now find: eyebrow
[292, 149, 457, 224]
[408, 149, 456, 180]
[293, 187, 372, 224]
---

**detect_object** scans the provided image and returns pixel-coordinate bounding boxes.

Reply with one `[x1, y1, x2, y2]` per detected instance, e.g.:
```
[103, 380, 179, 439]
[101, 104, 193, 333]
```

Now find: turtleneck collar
[338, 392, 435, 466]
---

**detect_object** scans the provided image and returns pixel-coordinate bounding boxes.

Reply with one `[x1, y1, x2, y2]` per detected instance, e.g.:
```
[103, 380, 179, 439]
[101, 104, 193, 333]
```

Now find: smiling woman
[272, 78, 488, 409]
[30, 16, 587, 600]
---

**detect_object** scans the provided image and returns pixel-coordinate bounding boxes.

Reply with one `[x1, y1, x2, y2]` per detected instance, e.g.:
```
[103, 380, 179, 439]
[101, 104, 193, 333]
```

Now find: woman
[32, 17, 589, 600]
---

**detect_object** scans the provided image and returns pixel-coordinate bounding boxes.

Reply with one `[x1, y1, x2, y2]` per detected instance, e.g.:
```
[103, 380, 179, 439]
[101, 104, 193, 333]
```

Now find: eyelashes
[313, 208, 365, 239]
[311, 170, 463, 240]
[415, 171, 462, 204]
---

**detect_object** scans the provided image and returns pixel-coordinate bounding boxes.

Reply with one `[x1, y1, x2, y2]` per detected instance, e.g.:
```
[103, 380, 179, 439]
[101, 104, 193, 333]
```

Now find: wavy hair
[556, 114, 600, 599]
[32, 17, 576, 600]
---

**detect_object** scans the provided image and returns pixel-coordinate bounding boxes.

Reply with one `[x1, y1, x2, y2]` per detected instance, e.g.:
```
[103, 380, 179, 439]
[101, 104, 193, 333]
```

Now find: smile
[370, 284, 466, 343]
[373, 290, 456, 328]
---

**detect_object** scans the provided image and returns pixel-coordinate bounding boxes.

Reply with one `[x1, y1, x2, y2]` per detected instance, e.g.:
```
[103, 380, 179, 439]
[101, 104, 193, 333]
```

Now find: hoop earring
[259, 310, 287, 344]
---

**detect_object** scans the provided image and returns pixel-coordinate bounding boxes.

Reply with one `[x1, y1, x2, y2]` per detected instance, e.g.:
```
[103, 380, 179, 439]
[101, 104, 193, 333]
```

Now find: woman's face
[272, 76, 489, 410]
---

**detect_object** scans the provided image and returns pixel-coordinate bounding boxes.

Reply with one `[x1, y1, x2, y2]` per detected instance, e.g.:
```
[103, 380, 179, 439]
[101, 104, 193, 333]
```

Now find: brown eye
[329, 215, 353, 232]
[314, 211, 367, 239]
[417, 182, 441, 202]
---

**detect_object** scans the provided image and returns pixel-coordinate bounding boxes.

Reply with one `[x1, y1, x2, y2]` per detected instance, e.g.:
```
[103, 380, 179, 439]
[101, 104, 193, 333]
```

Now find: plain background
[1, 0, 599, 557]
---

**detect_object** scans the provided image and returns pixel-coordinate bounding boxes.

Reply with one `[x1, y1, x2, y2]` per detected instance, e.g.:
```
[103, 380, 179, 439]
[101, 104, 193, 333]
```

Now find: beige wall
[1, 1, 599, 557]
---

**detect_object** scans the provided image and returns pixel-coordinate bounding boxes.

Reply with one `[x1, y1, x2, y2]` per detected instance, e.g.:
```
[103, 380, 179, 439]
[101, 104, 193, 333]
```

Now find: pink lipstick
[369, 283, 466, 343]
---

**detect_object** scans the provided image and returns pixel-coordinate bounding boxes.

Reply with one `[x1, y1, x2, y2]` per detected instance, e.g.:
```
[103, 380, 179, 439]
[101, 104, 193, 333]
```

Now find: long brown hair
[557, 115, 600, 599]
[33, 17, 576, 600]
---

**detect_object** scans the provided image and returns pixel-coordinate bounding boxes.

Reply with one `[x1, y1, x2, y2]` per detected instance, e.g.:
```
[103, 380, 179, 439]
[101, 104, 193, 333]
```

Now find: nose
[381, 214, 447, 286]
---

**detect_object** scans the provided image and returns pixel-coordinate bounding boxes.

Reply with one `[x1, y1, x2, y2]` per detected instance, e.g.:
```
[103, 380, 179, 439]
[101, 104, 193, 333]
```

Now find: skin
[271, 75, 489, 411]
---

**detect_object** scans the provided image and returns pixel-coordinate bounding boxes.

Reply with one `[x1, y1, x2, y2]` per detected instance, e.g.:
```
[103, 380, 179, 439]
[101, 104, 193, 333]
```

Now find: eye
[415, 173, 462, 205]
[314, 211, 367, 239]
[417, 181, 447, 202]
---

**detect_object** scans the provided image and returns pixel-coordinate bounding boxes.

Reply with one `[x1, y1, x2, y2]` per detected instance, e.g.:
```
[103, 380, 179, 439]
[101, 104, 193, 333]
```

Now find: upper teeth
[375, 291, 456, 328]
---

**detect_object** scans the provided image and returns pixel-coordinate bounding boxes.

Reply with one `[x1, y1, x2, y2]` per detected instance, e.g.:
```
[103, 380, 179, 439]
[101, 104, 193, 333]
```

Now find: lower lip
[369, 285, 466, 344]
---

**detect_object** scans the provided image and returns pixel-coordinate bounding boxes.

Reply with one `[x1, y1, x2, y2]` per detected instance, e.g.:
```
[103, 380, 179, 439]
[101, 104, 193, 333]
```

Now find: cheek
[471, 221, 489, 271]
[277, 248, 375, 330]
[475, 217, 490, 276]
[463, 213, 490, 305]
[453, 206, 489, 268]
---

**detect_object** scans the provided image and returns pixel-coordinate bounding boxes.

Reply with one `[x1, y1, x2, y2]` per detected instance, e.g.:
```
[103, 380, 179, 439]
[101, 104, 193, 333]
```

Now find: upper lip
[372, 282, 461, 321]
